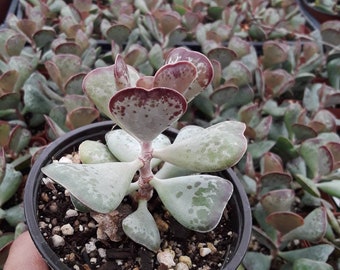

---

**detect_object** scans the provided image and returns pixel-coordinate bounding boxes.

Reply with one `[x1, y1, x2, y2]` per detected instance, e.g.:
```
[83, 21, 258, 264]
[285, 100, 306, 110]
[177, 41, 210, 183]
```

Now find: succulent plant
[39, 47, 247, 252]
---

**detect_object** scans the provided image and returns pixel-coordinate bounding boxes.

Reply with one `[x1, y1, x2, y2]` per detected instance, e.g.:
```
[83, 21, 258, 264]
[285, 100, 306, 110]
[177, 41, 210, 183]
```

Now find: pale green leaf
[151, 175, 233, 232]
[42, 160, 142, 213]
[122, 200, 160, 251]
[293, 258, 333, 270]
[79, 140, 118, 163]
[279, 244, 334, 263]
[153, 121, 247, 172]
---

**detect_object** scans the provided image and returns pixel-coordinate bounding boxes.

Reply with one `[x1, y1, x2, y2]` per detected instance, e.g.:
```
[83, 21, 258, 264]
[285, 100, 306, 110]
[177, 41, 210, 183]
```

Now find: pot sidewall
[24, 121, 251, 270]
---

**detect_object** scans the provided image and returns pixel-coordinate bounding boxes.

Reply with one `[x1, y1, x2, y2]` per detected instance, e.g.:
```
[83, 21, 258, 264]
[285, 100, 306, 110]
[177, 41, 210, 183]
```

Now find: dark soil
[37, 180, 237, 270]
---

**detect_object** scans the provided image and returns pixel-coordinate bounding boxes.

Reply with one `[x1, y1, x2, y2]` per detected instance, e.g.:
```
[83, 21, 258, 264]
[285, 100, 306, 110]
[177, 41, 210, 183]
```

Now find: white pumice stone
[157, 250, 176, 268]
[59, 156, 73, 163]
[199, 247, 212, 257]
[176, 262, 190, 270]
[65, 209, 78, 218]
[61, 224, 74, 235]
[51, 235, 65, 247]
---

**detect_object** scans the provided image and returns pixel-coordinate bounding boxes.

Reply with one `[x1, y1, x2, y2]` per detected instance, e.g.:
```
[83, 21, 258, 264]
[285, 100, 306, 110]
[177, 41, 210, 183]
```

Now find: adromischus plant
[41, 47, 247, 251]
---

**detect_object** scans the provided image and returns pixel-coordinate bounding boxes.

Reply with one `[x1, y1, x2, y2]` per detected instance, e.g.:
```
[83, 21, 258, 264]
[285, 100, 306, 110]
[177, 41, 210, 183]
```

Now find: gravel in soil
[37, 179, 237, 270]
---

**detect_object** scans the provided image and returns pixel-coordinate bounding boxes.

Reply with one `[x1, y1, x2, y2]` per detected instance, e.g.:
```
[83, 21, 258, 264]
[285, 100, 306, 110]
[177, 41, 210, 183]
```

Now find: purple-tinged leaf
[317, 146, 333, 176]
[0, 148, 5, 183]
[109, 87, 187, 142]
[66, 107, 99, 130]
[260, 152, 283, 174]
[165, 47, 214, 101]
[228, 36, 251, 58]
[292, 123, 317, 141]
[64, 73, 86, 95]
[264, 69, 295, 98]
[266, 211, 304, 235]
[210, 84, 238, 106]
[260, 172, 292, 196]
[114, 54, 131, 90]
[261, 189, 295, 214]
[326, 142, 340, 169]
[313, 110, 337, 132]
[136, 76, 154, 89]
[207, 47, 237, 69]
[54, 42, 82, 56]
[0, 70, 19, 93]
[154, 61, 197, 97]
[281, 207, 327, 245]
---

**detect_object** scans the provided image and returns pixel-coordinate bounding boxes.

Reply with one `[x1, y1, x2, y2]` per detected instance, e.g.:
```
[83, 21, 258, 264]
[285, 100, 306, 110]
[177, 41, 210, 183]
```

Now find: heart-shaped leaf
[109, 87, 187, 142]
[165, 47, 214, 102]
[153, 121, 247, 172]
[105, 129, 170, 167]
[151, 175, 233, 232]
[281, 207, 327, 246]
[42, 160, 142, 213]
[153, 61, 197, 97]
[122, 200, 161, 252]
[266, 211, 304, 235]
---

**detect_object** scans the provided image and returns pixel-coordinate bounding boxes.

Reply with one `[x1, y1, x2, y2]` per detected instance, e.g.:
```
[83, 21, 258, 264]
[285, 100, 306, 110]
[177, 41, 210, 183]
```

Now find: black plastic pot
[0, 0, 19, 27]
[24, 121, 251, 270]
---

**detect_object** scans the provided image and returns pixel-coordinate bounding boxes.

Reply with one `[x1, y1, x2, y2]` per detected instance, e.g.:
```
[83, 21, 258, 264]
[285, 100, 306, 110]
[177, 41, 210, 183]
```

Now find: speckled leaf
[293, 258, 333, 270]
[151, 175, 233, 232]
[261, 189, 295, 214]
[106, 24, 131, 47]
[122, 200, 160, 252]
[223, 60, 252, 87]
[153, 61, 197, 97]
[279, 244, 335, 263]
[266, 211, 304, 234]
[153, 121, 247, 172]
[42, 160, 142, 213]
[109, 87, 187, 142]
[33, 29, 56, 48]
[209, 84, 238, 106]
[83, 64, 140, 119]
[79, 140, 118, 164]
[260, 172, 292, 196]
[105, 129, 170, 166]
[281, 207, 327, 245]
[243, 252, 272, 270]
[165, 47, 214, 102]
[207, 47, 237, 69]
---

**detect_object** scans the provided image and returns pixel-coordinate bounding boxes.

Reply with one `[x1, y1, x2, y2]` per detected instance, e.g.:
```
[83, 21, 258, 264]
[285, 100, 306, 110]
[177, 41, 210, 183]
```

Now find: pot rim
[24, 120, 251, 270]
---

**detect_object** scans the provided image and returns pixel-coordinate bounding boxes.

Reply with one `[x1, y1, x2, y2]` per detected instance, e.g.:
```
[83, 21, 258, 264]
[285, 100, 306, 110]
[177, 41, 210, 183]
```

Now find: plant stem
[137, 141, 154, 200]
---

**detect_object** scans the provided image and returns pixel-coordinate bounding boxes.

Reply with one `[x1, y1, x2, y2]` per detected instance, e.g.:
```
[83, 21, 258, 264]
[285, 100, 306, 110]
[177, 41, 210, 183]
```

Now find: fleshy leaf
[293, 258, 333, 270]
[41, 160, 142, 213]
[122, 200, 161, 252]
[243, 252, 272, 270]
[266, 211, 304, 234]
[114, 54, 131, 90]
[165, 47, 214, 102]
[105, 129, 170, 167]
[0, 165, 23, 207]
[294, 174, 321, 197]
[153, 121, 247, 172]
[260, 189, 295, 214]
[279, 244, 335, 263]
[317, 180, 340, 198]
[109, 87, 187, 142]
[153, 61, 197, 97]
[79, 140, 118, 163]
[281, 207, 327, 245]
[151, 175, 233, 232]
[82, 64, 140, 119]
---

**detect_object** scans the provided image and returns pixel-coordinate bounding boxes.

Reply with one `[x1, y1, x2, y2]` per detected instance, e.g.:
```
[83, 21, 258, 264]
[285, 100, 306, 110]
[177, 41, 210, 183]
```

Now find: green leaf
[242, 252, 272, 270]
[293, 258, 333, 270]
[279, 244, 335, 263]
[122, 200, 160, 252]
[153, 121, 247, 172]
[82, 65, 140, 119]
[79, 140, 118, 163]
[281, 207, 327, 246]
[260, 189, 295, 214]
[41, 160, 142, 213]
[151, 175, 233, 232]
[317, 180, 340, 198]
[0, 165, 23, 207]
[105, 129, 170, 167]
[294, 174, 321, 197]
[106, 24, 131, 46]
[247, 141, 276, 160]
[260, 172, 292, 196]
[266, 211, 304, 234]
[1, 203, 24, 227]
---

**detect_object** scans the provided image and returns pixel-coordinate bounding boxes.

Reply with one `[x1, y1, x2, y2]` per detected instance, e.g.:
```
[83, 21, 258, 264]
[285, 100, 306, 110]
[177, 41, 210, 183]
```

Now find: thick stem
[137, 141, 154, 200]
